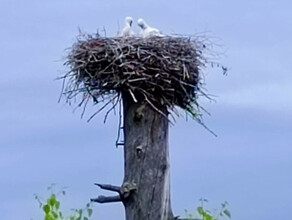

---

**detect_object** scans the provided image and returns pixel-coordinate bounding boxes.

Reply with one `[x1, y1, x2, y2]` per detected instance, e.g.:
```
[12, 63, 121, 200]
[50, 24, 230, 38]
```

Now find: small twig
[103, 94, 120, 123]
[193, 115, 217, 137]
[87, 94, 118, 122]
[94, 183, 121, 193]
[81, 95, 90, 118]
[143, 94, 172, 125]
[128, 88, 137, 103]
[58, 76, 67, 103]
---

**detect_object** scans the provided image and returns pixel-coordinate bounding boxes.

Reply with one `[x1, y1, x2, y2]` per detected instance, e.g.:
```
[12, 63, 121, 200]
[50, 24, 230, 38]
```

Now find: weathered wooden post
[122, 93, 173, 220]
[63, 34, 211, 220]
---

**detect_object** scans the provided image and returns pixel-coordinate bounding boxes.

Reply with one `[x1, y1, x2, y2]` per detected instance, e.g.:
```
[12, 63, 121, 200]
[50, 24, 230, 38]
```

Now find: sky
[1, 0, 292, 219]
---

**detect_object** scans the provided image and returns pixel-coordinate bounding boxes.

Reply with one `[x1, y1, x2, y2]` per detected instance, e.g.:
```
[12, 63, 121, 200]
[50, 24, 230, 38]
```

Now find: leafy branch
[182, 199, 231, 220]
[34, 187, 93, 220]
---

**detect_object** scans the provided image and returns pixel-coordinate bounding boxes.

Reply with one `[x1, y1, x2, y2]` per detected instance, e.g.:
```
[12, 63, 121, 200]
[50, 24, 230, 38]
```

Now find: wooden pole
[122, 93, 174, 220]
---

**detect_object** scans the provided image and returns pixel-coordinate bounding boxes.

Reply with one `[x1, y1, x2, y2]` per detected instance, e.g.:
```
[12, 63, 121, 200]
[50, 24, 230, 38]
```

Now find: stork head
[125, 16, 133, 26]
[137, 18, 147, 30]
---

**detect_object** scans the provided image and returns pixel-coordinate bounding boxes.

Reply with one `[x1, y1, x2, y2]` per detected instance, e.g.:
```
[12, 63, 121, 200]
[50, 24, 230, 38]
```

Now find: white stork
[121, 16, 134, 37]
[137, 18, 163, 38]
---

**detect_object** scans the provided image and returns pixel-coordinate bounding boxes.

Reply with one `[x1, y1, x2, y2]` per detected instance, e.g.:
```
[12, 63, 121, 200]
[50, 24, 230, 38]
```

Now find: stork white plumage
[121, 16, 134, 37]
[137, 18, 163, 38]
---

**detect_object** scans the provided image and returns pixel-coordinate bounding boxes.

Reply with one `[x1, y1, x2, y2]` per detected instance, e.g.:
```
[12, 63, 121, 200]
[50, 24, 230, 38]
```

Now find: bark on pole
[122, 93, 174, 220]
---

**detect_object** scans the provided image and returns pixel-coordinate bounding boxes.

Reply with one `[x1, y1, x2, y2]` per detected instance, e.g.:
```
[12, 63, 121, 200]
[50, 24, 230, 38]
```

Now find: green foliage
[183, 199, 231, 220]
[34, 187, 230, 220]
[34, 186, 93, 220]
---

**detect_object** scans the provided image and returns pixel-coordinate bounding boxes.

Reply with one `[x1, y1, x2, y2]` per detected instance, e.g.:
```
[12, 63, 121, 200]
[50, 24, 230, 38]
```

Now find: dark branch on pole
[91, 183, 122, 204]
[91, 195, 122, 203]
[91, 182, 136, 204]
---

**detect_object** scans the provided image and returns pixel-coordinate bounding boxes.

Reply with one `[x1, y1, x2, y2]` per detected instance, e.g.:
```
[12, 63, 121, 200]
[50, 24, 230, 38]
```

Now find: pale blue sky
[1, 0, 292, 219]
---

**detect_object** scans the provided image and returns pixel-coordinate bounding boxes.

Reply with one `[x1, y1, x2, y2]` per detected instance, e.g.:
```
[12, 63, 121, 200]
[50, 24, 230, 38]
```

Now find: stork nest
[62, 33, 218, 125]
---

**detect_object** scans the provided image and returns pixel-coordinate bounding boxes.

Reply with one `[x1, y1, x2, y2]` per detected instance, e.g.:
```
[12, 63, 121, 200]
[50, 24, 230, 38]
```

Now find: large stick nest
[62, 33, 216, 123]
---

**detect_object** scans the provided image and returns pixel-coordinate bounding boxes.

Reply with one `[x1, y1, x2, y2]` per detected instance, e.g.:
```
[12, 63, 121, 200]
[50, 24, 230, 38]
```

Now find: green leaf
[204, 213, 213, 220]
[52, 211, 58, 219]
[43, 204, 50, 214]
[205, 216, 212, 220]
[49, 194, 57, 207]
[84, 217, 89, 220]
[87, 208, 93, 217]
[197, 206, 204, 215]
[55, 201, 60, 209]
[223, 209, 231, 218]
[201, 211, 212, 220]
[45, 216, 53, 220]
[76, 210, 82, 220]
[77, 209, 83, 219]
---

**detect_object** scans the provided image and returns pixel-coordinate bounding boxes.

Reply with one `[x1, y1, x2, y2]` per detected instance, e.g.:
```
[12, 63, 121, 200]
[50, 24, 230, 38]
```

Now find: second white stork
[137, 18, 163, 38]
